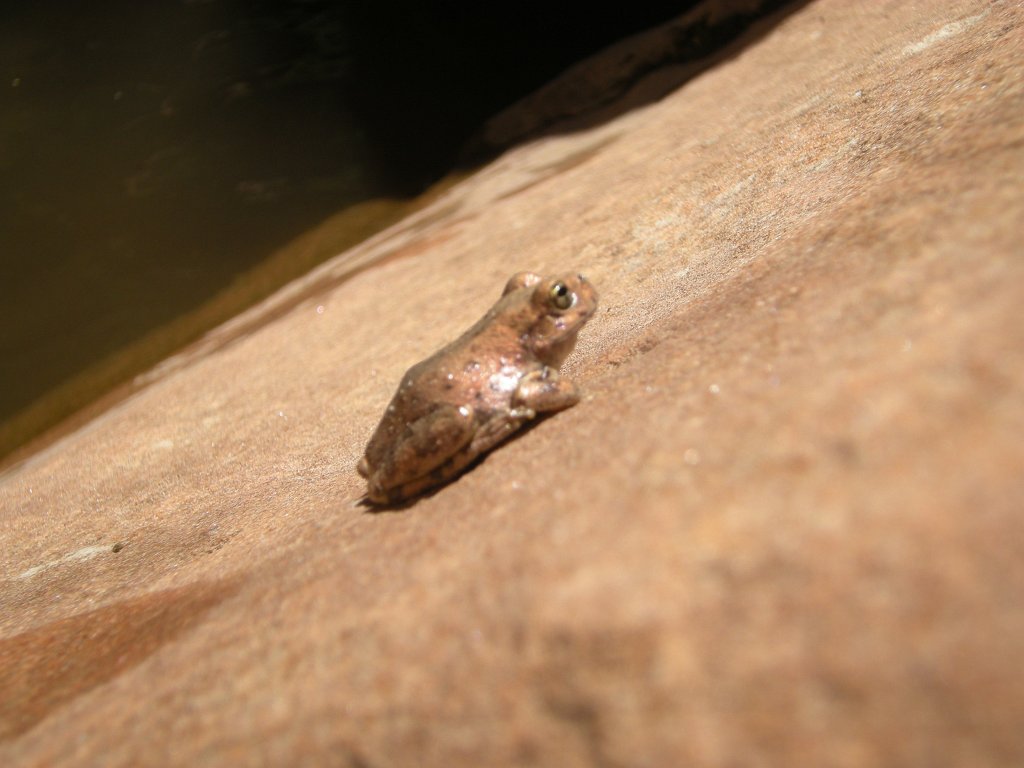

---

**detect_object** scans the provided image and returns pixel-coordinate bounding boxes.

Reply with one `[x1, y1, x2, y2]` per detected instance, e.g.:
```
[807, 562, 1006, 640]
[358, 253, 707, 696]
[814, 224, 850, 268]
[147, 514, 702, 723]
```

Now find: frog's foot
[513, 366, 580, 414]
[366, 404, 476, 503]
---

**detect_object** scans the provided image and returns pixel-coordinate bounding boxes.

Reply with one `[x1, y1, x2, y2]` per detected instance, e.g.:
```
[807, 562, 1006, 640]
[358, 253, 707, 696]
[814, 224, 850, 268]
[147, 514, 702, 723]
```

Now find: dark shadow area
[343, 2, 712, 190]
[461, 0, 817, 158]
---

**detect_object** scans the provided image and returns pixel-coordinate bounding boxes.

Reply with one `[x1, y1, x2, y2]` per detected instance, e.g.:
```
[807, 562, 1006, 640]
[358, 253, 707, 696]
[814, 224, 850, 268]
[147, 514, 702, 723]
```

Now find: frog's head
[526, 272, 598, 365]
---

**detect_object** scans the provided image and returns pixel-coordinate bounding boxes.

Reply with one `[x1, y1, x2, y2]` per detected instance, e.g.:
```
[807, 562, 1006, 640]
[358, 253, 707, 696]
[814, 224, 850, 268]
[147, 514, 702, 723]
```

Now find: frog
[357, 271, 598, 504]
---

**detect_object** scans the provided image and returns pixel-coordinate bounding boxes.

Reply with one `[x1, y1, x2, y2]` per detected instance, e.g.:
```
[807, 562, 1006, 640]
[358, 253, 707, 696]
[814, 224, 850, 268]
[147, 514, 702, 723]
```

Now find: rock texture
[2, 1, 1023, 765]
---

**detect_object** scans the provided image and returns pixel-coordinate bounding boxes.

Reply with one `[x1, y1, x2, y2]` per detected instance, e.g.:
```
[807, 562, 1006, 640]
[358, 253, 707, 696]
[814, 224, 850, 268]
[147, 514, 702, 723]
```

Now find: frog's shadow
[357, 416, 549, 514]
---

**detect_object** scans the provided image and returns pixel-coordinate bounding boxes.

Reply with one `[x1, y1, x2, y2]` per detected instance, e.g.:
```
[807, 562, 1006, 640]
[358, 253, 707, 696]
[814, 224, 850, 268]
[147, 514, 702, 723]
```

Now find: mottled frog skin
[358, 271, 598, 504]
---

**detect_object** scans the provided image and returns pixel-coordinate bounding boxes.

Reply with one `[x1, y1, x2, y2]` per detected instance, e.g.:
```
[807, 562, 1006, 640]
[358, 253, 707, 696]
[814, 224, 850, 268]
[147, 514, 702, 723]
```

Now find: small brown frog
[358, 271, 598, 504]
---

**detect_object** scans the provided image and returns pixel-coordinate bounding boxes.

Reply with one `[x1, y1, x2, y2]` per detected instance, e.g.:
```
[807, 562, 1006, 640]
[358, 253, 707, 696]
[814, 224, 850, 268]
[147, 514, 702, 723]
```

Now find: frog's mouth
[553, 313, 588, 334]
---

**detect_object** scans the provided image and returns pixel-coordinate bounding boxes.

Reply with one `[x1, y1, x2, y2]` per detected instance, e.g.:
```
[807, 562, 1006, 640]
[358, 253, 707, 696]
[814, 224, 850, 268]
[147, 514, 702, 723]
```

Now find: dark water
[0, 1, 699, 457]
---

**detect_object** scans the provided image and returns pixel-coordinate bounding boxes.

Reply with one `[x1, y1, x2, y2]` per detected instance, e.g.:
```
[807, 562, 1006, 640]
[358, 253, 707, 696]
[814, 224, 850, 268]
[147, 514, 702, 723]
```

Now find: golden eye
[550, 281, 574, 310]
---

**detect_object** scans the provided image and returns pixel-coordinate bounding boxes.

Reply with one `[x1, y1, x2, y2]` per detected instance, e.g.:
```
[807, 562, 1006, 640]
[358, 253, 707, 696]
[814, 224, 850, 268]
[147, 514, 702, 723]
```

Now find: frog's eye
[549, 281, 575, 310]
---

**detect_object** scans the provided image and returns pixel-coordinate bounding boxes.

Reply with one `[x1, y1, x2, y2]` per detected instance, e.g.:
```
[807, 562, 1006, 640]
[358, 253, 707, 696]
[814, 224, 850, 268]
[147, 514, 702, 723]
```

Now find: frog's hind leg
[393, 407, 532, 501]
[465, 406, 535, 457]
[366, 404, 475, 503]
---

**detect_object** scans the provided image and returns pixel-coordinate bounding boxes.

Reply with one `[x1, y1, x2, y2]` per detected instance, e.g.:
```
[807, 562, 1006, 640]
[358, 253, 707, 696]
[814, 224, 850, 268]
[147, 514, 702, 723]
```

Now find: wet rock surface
[2, 1, 1023, 765]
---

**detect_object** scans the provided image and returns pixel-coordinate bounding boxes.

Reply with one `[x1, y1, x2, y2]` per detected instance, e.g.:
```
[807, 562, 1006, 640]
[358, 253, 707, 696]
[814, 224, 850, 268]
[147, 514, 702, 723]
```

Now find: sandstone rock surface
[3, 1, 1023, 765]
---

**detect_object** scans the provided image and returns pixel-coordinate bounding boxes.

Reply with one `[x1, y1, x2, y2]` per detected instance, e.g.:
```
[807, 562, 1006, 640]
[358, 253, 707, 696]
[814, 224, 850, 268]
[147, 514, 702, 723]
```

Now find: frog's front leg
[466, 367, 580, 459]
[366, 404, 476, 503]
[512, 366, 580, 414]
